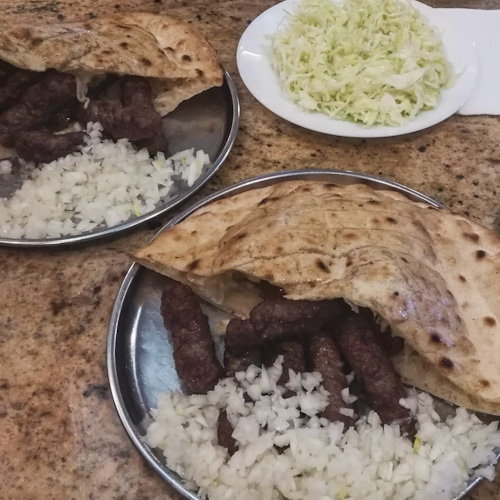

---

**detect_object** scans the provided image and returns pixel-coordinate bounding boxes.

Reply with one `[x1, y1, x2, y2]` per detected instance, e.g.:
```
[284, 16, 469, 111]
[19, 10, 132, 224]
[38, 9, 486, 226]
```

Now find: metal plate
[0, 71, 239, 247]
[107, 169, 499, 500]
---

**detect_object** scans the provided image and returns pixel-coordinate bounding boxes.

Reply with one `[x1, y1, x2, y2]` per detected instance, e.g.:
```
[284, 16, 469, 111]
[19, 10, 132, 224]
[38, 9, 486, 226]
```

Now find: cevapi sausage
[335, 314, 413, 433]
[225, 318, 259, 353]
[309, 333, 356, 426]
[251, 297, 346, 342]
[0, 70, 41, 112]
[264, 340, 306, 386]
[15, 130, 85, 163]
[225, 298, 347, 353]
[161, 282, 222, 394]
[0, 71, 76, 147]
[217, 411, 237, 455]
[84, 76, 163, 142]
[224, 347, 262, 378]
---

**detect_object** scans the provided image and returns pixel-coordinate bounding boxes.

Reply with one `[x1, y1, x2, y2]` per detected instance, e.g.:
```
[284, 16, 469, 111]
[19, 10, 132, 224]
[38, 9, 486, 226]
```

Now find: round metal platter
[107, 169, 499, 500]
[0, 71, 239, 247]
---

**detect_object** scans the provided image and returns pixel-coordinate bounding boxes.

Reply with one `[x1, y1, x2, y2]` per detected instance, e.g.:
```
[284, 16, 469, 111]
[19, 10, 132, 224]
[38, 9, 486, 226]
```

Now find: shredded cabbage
[269, 0, 455, 126]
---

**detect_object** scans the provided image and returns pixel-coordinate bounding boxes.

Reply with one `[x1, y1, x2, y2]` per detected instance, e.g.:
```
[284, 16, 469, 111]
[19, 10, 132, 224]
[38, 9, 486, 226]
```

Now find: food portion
[0, 67, 169, 163]
[161, 288, 409, 429]
[0, 123, 210, 239]
[159, 284, 420, 460]
[135, 179, 500, 499]
[0, 13, 224, 239]
[268, 0, 454, 127]
[0, 12, 223, 116]
[147, 359, 500, 500]
[134, 180, 500, 410]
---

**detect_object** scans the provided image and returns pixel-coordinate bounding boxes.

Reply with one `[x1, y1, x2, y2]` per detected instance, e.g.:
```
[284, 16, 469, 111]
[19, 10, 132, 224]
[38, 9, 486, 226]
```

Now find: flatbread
[0, 12, 223, 115]
[134, 180, 500, 406]
[392, 347, 500, 416]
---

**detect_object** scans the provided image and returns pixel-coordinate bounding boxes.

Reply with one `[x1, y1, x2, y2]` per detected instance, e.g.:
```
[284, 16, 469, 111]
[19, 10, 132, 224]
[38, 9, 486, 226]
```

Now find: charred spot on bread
[458, 275, 467, 283]
[14, 27, 32, 41]
[411, 220, 426, 231]
[187, 258, 201, 271]
[441, 357, 454, 369]
[430, 333, 442, 343]
[258, 196, 279, 206]
[386, 216, 397, 224]
[343, 232, 358, 240]
[315, 259, 329, 272]
[484, 316, 496, 327]
[463, 232, 480, 242]
[476, 250, 486, 259]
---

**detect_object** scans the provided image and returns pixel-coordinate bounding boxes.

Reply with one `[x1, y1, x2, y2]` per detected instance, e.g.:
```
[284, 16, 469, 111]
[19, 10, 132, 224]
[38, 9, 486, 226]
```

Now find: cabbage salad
[269, 0, 455, 126]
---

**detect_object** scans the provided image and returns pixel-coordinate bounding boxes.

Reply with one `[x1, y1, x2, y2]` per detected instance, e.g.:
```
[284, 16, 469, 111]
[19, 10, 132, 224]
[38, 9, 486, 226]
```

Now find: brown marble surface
[0, 0, 499, 498]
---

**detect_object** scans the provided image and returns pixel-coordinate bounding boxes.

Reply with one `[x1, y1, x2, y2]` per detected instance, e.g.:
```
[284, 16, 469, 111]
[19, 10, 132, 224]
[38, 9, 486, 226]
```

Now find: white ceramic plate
[237, 0, 479, 138]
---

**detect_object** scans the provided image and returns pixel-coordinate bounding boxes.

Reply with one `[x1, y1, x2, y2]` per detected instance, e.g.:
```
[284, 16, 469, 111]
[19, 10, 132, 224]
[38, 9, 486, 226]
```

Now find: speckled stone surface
[0, 0, 499, 498]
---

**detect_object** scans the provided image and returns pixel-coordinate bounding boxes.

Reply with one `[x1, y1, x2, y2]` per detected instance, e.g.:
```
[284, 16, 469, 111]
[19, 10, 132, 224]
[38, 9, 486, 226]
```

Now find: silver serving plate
[0, 71, 239, 247]
[107, 169, 499, 500]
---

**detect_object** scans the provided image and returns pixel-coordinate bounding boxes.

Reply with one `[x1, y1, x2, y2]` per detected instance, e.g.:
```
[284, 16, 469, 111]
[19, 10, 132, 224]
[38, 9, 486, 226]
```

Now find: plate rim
[0, 70, 240, 248]
[106, 169, 497, 500]
[236, 0, 479, 138]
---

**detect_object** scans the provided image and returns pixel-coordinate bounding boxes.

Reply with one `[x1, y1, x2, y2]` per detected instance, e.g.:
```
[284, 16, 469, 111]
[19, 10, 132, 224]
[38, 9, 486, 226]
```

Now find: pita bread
[134, 180, 500, 407]
[0, 12, 223, 115]
[392, 346, 500, 416]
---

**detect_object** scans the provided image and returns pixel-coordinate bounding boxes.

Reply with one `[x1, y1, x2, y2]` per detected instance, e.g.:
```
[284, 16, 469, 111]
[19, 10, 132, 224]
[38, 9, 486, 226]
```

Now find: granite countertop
[0, 0, 499, 498]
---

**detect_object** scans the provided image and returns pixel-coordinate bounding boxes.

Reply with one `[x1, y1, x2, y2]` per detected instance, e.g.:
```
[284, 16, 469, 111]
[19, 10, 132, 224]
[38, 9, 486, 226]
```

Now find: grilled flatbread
[392, 346, 500, 416]
[134, 180, 500, 410]
[0, 12, 223, 115]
